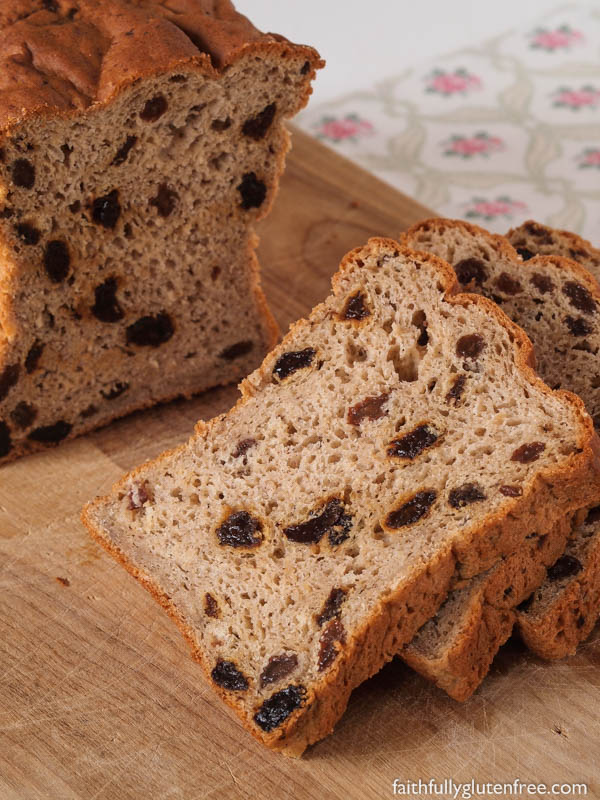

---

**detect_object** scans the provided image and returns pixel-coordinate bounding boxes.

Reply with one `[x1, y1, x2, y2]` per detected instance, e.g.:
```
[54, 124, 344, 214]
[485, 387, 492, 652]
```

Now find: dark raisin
[495, 272, 522, 295]
[28, 420, 72, 443]
[531, 273, 554, 293]
[454, 257, 487, 286]
[254, 685, 306, 732]
[316, 587, 347, 627]
[260, 654, 299, 688]
[42, 0, 59, 10]
[112, 135, 137, 166]
[211, 660, 249, 691]
[126, 313, 174, 347]
[92, 190, 121, 229]
[517, 247, 535, 261]
[92, 277, 124, 323]
[347, 393, 389, 426]
[449, 482, 486, 509]
[387, 424, 439, 459]
[577, 614, 586, 628]
[10, 402, 37, 429]
[237, 172, 267, 209]
[150, 183, 179, 217]
[0, 363, 19, 401]
[80, 404, 98, 418]
[69, 200, 81, 213]
[563, 281, 596, 314]
[273, 348, 315, 381]
[445, 374, 466, 405]
[565, 316, 593, 337]
[0, 206, 14, 218]
[301, 61, 311, 74]
[232, 438, 256, 459]
[12, 159, 35, 189]
[547, 555, 583, 581]
[499, 485, 522, 497]
[204, 593, 219, 618]
[216, 510, 263, 548]
[283, 499, 352, 546]
[15, 223, 41, 245]
[341, 291, 370, 320]
[219, 340, 254, 360]
[318, 619, 345, 672]
[140, 95, 168, 122]
[43, 240, 70, 283]
[101, 381, 129, 400]
[511, 442, 545, 463]
[456, 334, 485, 359]
[25, 341, 44, 373]
[524, 222, 553, 243]
[385, 490, 437, 528]
[0, 422, 11, 458]
[211, 117, 232, 131]
[417, 328, 429, 346]
[127, 481, 151, 510]
[585, 506, 600, 525]
[242, 102, 277, 140]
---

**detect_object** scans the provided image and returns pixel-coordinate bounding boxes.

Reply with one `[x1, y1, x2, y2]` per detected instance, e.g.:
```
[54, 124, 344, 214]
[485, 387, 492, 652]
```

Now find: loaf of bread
[83, 238, 600, 755]
[0, 0, 322, 464]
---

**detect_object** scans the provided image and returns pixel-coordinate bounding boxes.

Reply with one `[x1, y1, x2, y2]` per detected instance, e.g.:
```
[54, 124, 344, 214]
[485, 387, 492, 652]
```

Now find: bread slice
[0, 1, 322, 463]
[83, 238, 600, 755]
[517, 506, 600, 659]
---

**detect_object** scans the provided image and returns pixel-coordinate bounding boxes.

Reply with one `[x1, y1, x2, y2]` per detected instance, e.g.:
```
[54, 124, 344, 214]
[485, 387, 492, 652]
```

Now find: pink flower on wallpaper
[314, 113, 374, 143]
[464, 196, 528, 222]
[529, 24, 584, 51]
[426, 68, 482, 96]
[578, 148, 600, 168]
[443, 132, 504, 158]
[552, 86, 600, 110]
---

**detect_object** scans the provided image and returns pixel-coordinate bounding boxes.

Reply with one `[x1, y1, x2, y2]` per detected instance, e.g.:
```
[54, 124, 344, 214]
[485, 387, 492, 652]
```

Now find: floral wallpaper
[299, 4, 600, 243]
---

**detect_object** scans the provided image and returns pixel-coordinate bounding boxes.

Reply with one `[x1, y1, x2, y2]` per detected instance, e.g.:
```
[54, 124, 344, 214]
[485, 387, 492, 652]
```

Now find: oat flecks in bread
[517, 506, 600, 660]
[83, 239, 600, 755]
[0, 0, 323, 463]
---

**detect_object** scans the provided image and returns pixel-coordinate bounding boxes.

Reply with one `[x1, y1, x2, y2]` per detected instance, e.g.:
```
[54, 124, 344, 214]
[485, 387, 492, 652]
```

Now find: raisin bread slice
[0, 0, 322, 464]
[516, 506, 600, 659]
[83, 239, 600, 755]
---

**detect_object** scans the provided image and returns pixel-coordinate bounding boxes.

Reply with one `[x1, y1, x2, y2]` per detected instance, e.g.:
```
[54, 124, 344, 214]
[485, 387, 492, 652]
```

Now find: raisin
[456, 334, 485, 359]
[238, 172, 267, 209]
[204, 593, 219, 618]
[127, 481, 151, 510]
[232, 438, 256, 459]
[273, 348, 315, 381]
[517, 247, 535, 261]
[417, 328, 429, 346]
[216, 510, 263, 548]
[547, 555, 583, 581]
[524, 222, 553, 243]
[260, 654, 299, 688]
[499, 485, 522, 497]
[517, 594, 534, 612]
[211, 660, 249, 691]
[101, 381, 129, 400]
[0, 363, 19, 401]
[563, 281, 596, 314]
[92, 190, 121, 229]
[347, 393, 389, 425]
[15, 223, 41, 245]
[126, 313, 174, 347]
[43, 240, 70, 283]
[0, 206, 14, 218]
[387, 424, 439, 459]
[254, 685, 306, 732]
[28, 420, 72, 443]
[316, 587, 347, 627]
[92, 277, 124, 323]
[317, 619, 345, 672]
[301, 61, 311, 74]
[565, 316, 593, 337]
[140, 95, 168, 122]
[577, 614, 586, 628]
[12, 159, 35, 188]
[454, 257, 487, 286]
[0, 422, 11, 458]
[445, 374, 466, 405]
[283, 499, 352, 546]
[219, 340, 254, 360]
[531, 273, 554, 293]
[25, 341, 44, 373]
[112, 135, 137, 166]
[10, 402, 37, 429]
[341, 291, 370, 321]
[495, 272, 522, 295]
[150, 183, 179, 217]
[385, 490, 437, 528]
[211, 117, 232, 131]
[511, 442, 545, 463]
[449, 482, 486, 508]
[80, 404, 98, 418]
[585, 506, 600, 525]
[242, 102, 277, 140]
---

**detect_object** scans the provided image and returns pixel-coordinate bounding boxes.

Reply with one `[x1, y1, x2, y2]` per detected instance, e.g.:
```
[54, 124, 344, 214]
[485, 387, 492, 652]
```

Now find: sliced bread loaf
[0, 0, 322, 464]
[83, 239, 600, 755]
[507, 221, 600, 284]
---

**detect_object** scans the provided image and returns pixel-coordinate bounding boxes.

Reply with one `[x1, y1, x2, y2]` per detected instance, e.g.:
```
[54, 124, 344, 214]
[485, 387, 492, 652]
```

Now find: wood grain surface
[1, 128, 598, 800]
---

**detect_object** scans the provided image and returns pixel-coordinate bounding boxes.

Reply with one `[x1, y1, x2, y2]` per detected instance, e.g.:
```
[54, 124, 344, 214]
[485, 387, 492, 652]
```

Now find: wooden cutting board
[1, 128, 598, 800]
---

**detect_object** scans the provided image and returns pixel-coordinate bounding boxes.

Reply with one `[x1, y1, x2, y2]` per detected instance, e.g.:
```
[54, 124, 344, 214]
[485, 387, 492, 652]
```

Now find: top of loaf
[0, 0, 321, 130]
